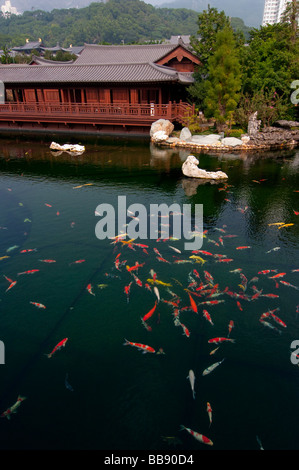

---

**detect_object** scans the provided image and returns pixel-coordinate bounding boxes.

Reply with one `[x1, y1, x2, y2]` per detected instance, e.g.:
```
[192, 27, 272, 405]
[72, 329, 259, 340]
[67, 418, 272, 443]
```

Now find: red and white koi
[236, 246, 251, 250]
[208, 337, 235, 344]
[207, 402, 212, 427]
[228, 320, 234, 337]
[69, 259, 85, 265]
[261, 293, 279, 298]
[270, 312, 287, 328]
[123, 339, 156, 354]
[258, 269, 277, 275]
[5, 280, 17, 292]
[124, 281, 132, 302]
[45, 338, 68, 358]
[1, 396, 26, 420]
[86, 283, 95, 296]
[204, 270, 214, 285]
[156, 256, 171, 264]
[39, 259, 56, 263]
[132, 273, 142, 288]
[20, 248, 37, 253]
[30, 301, 46, 309]
[279, 280, 299, 290]
[203, 309, 214, 325]
[180, 425, 213, 446]
[17, 269, 39, 275]
[200, 300, 225, 306]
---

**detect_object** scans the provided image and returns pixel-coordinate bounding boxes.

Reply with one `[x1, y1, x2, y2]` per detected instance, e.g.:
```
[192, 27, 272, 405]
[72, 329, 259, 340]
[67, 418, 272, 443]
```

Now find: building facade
[0, 39, 200, 136]
[262, 0, 293, 25]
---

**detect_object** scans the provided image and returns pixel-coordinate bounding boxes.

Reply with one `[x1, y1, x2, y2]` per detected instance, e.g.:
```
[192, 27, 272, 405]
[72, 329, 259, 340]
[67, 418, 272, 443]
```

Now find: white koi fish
[202, 358, 225, 376]
[187, 369, 195, 399]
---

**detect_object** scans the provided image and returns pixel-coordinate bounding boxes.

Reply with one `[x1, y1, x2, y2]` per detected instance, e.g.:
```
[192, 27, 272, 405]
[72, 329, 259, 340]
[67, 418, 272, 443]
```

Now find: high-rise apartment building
[262, 0, 291, 25]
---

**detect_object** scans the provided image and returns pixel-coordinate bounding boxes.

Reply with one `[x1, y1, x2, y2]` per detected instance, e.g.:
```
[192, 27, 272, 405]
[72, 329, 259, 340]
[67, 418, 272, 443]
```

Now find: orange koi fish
[269, 273, 286, 279]
[69, 259, 85, 265]
[207, 402, 212, 427]
[30, 301, 46, 309]
[86, 283, 95, 296]
[180, 425, 213, 446]
[142, 301, 157, 322]
[126, 262, 145, 273]
[188, 292, 198, 314]
[17, 269, 39, 276]
[208, 337, 235, 344]
[45, 203, 52, 207]
[203, 309, 214, 326]
[192, 250, 214, 256]
[236, 246, 251, 250]
[236, 301, 243, 311]
[45, 338, 68, 358]
[1, 396, 26, 420]
[123, 339, 155, 354]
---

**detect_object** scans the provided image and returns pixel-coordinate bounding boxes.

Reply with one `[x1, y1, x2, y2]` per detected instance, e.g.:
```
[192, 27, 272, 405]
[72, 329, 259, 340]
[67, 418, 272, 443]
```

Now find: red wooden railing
[0, 101, 194, 126]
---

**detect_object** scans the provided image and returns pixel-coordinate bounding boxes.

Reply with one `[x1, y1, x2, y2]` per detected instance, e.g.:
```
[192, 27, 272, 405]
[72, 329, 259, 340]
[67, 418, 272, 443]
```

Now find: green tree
[188, 5, 230, 108]
[203, 26, 242, 132]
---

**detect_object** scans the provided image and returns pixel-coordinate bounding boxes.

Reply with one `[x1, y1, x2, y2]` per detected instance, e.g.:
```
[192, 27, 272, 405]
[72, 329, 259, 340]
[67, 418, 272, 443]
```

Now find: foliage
[188, 5, 246, 108]
[203, 27, 242, 132]
[0, 0, 200, 48]
[234, 89, 292, 129]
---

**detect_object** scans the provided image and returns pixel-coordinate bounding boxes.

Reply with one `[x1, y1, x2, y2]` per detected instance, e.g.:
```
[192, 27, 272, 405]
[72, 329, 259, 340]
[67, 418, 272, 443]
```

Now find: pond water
[0, 136, 298, 451]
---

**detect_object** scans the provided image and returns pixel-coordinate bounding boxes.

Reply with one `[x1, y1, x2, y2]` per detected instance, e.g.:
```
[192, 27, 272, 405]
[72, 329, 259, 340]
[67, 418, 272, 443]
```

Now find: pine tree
[203, 26, 242, 132]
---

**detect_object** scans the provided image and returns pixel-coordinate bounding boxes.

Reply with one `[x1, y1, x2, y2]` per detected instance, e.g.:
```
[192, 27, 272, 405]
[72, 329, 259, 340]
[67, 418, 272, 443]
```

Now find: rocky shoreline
[150, 117, 299, 153]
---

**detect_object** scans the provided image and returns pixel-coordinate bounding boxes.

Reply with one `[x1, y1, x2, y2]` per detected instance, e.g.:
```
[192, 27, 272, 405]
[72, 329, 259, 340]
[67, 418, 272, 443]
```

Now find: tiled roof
[0, 62, 194, 84]
[74, 43, 186, 65]
[12, 41, 44, 51]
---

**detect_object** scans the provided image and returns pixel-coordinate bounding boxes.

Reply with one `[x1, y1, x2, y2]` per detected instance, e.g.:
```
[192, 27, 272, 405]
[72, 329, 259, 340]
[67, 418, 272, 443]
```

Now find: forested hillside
[0, 0, 252, 48]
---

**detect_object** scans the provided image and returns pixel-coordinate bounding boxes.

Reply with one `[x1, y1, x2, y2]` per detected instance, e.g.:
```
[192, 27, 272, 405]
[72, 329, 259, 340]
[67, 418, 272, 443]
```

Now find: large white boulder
[150, 119, 174, 138]
[221, 137, 243, 147]
[182, 155, 228, 179]
[179, 127, 192, 141]
[151, 130, 169, 143]
[191, 134, 222, 145]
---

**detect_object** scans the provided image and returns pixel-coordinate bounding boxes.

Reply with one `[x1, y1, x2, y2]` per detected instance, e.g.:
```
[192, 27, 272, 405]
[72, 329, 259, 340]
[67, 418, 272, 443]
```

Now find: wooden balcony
[0, 101, 194, 128]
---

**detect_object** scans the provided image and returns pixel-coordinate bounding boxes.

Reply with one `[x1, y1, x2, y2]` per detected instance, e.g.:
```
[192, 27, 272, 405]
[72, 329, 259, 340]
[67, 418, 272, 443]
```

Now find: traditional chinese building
[0, 37, 200, 136]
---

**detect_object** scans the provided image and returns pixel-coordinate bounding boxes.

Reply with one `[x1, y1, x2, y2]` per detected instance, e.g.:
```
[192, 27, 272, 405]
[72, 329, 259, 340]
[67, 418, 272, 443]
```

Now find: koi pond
[0, 136, 298, 451]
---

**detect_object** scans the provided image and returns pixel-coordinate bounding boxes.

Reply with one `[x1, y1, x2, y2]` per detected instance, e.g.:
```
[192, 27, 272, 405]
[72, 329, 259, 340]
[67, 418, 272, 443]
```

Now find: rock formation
[182, 155, 228, 179]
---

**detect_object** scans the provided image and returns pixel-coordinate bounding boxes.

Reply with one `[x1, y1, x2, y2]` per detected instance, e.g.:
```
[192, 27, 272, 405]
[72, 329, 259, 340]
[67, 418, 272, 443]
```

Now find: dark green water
[0, 137, 298, 451]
